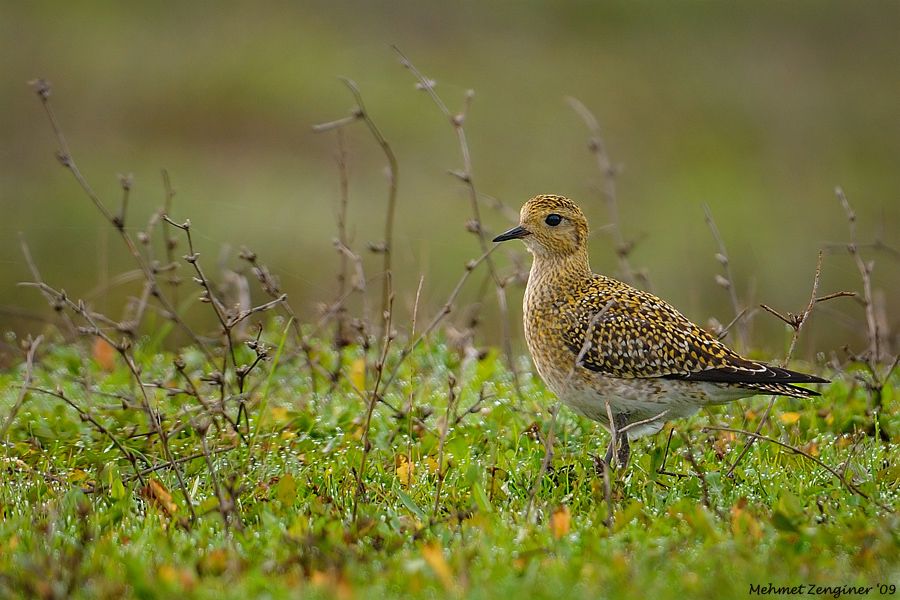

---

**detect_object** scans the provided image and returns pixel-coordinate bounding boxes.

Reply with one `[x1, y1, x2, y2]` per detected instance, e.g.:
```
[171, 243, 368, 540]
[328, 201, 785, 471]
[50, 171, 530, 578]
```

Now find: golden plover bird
[493, 194, 827, 469]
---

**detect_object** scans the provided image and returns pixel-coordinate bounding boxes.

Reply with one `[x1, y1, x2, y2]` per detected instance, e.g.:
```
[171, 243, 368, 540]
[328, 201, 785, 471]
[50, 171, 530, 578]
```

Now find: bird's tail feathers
[738, 381, 822, 398]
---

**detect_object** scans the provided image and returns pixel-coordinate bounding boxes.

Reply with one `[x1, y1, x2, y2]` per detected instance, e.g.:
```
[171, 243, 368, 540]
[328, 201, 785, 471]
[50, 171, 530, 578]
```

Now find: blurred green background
[1, 1, 897, 361]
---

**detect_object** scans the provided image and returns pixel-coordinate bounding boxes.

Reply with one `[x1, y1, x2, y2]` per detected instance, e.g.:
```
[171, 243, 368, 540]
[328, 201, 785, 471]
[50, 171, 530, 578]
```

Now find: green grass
[0, 332, 897, 599]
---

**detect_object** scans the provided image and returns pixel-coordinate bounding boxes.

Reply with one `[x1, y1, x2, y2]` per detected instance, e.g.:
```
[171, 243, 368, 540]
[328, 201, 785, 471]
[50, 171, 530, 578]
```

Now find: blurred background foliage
[1, 0, 897, 362]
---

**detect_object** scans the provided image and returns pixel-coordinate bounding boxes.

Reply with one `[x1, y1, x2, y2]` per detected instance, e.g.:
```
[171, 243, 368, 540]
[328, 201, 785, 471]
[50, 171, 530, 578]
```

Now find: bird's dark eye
[545, 214, 562, 226]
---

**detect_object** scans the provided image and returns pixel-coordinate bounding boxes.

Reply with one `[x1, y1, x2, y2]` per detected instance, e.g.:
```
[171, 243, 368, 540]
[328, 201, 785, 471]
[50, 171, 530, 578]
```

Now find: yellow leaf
[68, 469, 88, 483]
[158, 564, 178, 584]
[422, 542, 454, 591]
[92, 338, 116, 372]
[425, 457, 440, 474]
[287, 516, 308, 539]
[396, 456, 416, 487]
[779, 412, 801, 425]
[551, 505, 571, 539]
[141, 478, 178, 516]
[268, 406, 290, 426]
[310, 570, 353, 600]
[197, 548, 229, 576]
[110, 477, 126, 500]
[350, 358, 366, 391]
[198, 497, 219, 513]
[274, 473, 297, 505]
[731, 500, 762, 542]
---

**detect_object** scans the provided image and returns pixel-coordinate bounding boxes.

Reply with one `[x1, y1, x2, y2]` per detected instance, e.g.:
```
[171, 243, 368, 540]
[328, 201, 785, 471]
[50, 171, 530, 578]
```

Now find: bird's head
[493, 194, 589, 258]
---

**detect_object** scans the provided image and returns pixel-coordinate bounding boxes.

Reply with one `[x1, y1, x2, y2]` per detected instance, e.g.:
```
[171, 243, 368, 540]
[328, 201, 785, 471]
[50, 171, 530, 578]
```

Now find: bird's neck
[527, 249, 592, 300]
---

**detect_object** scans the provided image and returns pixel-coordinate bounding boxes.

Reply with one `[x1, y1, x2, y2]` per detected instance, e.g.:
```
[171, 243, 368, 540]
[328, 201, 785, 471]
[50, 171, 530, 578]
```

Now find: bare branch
[0, 335, 44, 440]
[706, 426, 891, 512]
[313, 78, 398, 324]
[836, 187, 884, 361]
[727, 251, 853, 477]
[567, 96, 645, 288]
[393, 46, 521, 399]
[28, 79, 210, 359]
[433, 374, 460, 516]
[703, 204, 748, 352]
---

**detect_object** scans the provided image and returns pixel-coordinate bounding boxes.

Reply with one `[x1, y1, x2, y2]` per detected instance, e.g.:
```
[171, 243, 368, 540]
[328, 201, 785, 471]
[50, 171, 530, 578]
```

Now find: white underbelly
[547, 374, 748, 439]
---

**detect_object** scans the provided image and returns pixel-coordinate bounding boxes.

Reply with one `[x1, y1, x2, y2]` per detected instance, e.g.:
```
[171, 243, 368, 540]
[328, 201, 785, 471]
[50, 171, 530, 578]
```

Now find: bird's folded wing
[560, 289, 826, 384]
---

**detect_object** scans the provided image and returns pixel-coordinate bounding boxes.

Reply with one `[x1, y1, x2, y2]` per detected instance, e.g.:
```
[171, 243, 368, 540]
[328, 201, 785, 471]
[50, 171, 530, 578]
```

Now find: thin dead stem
[703, 204, 749, 352]
[334, 128, 352, 348]
[0, 335, 44, 440]
[706, 426, 890, 512]
[433, 374, 460, 516]
[393, 46, 521, 399]
[160, 170, 181, 303]
[28, 79, 210, 359]
[352, 277, 395, 522]
[618, 410, 669, 436]
[833, 187, 896, 409]
[680, 432, 726, 519]
[567, 300, 620, 466]
[313, 78, 398, 327]
[237, 246, 319, 393]
[836, 187, 882, 360]
[726, 251, 851, 477]
[19, 234, 77, 337]
[19, 280, 195, 518]
[27, 385, 146, 485]
[567, 96, 646, 288]
[523, 401, 561, 523]
[379, 247, 497, 398]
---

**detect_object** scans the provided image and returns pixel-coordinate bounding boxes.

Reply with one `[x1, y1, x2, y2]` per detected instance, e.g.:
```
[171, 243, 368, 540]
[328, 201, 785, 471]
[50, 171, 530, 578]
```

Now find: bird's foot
[656, 427, 688, 478]
[616, 436, 631, 470]
[597, 435, 630, 473]
[591, 453, 609, 477]
[600, 413, 631, 471]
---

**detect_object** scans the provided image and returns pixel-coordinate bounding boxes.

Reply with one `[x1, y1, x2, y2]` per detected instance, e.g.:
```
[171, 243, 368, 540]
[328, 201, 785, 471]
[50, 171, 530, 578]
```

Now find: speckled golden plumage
[494, 194, 827, 468]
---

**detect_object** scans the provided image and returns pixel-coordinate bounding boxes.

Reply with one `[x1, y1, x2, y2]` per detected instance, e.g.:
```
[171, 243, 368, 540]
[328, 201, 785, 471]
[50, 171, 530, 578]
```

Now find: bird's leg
[613, 413, 630, 469]
[603, 439, 614, 466]
[656, 427, 688, 478]
[616, 433, 630, 470]
[602, 413, 631, 470]
[592, 437, 615, 476]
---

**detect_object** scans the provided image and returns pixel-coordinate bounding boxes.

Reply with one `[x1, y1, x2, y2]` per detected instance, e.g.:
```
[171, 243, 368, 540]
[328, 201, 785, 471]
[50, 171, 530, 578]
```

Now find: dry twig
[567, 97, 647, 288]
[28, 79, 210, 359]
[703, 204, 749, 352]
[726, 251, 852, 477]
[433, 374, 460, 516]
[523, 402, 561, 524]
[393, 46, 521, 399]
[836, 187, 882, 360]
[352, 278, 395, 522]
[0, 335, 44, 440]
[313, 78, 398, 327]
[706, 426, 890, 512]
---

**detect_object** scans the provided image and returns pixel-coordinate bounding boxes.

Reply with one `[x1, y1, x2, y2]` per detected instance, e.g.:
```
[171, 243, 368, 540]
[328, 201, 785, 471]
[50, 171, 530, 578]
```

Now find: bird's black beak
[492, 225, 530, 243]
